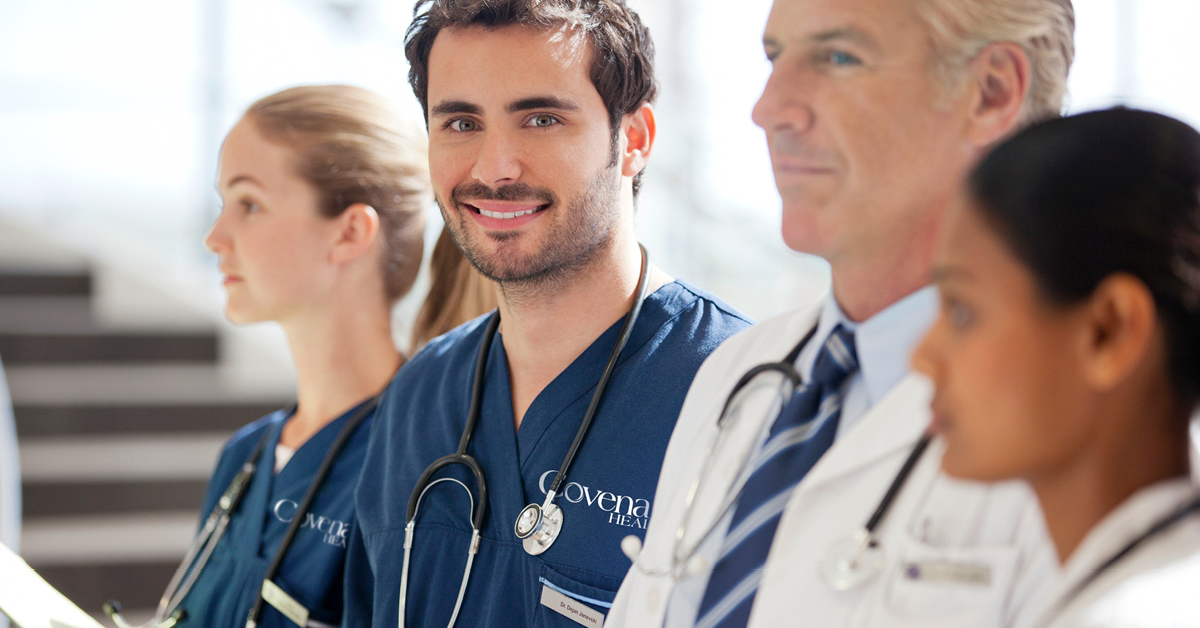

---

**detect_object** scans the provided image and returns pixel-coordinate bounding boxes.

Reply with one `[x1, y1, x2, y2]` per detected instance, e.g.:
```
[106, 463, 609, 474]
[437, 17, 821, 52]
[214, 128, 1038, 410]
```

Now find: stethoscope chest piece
[818, 529, 886, 591]
[516, 501, 563, 556]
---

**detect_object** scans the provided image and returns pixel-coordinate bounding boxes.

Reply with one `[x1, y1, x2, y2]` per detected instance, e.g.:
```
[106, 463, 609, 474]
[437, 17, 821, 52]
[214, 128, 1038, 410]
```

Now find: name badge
[902, 561, 992, 586]
[261, 579, 310, 626]
[540, 584, 606, 627]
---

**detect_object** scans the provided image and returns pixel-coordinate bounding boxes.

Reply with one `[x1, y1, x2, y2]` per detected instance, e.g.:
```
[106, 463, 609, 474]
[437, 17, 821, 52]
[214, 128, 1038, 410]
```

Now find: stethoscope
[398, 245, 651, 628]
[621, 326, 933, 592]
[103, 397, 379, 628]
[1042, 492, 1200, 626]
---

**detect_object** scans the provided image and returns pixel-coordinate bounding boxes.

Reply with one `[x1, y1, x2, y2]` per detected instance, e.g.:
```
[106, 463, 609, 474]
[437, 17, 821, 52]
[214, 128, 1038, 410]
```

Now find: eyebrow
[507, 96, 581, 114]
[430, 100, 482, 117]
[220, 174, 264, 191]
[763, 26, 881, 53]
[932, 265, 974, 284]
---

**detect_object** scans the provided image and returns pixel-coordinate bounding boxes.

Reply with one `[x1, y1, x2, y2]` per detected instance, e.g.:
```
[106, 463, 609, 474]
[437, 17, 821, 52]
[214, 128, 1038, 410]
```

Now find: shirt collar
[800, 286, 938, 406]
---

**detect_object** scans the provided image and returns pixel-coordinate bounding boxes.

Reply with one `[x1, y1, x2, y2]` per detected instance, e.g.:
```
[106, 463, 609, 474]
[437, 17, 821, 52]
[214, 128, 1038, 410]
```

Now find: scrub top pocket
[533, 564, 621, 628]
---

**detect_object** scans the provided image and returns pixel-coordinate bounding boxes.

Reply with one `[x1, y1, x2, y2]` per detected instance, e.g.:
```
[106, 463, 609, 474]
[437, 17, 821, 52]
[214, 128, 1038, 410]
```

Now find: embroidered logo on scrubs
[272, 500, 350, 548]
[538, 470, 651, 530]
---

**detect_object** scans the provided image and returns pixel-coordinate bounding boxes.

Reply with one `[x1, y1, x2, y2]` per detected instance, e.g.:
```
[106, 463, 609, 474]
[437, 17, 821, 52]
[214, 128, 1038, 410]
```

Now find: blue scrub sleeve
[342, 518, 376, 625]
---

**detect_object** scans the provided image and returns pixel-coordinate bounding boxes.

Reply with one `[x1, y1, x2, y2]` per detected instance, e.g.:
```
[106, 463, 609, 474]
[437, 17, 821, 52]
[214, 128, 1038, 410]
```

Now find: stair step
[6, 364, 294, 405]
[14, 402, 283, 437]
[35, 561, 177, 619]
[0, 271, 91, 297]
[22, 512, 195, 566]
[22, 480, 209, 518]
[23, 511, 194, 615]
[0, 296, 95, 333]
[19, 433, 230, 483]
[0, 330, 218, 365]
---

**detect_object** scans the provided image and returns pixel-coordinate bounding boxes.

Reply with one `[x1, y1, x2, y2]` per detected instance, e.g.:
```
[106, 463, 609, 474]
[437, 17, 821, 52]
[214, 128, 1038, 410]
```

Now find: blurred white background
[4, 0, 1195, 323]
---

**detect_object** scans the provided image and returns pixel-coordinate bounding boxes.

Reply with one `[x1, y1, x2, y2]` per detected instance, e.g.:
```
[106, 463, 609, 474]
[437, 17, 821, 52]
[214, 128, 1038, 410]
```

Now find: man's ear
[620, 103, 656, 178]
[964, 41, 1031, 148]
[330, 203, 382, 265]
[1077, 274, 1159, 393]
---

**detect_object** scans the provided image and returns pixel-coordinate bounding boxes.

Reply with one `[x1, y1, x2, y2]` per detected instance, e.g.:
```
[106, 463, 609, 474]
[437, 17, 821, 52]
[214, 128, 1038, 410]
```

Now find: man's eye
[822, 50, 862, 67]
[528, 114, 558, 128]
[449, 119, 477, 132]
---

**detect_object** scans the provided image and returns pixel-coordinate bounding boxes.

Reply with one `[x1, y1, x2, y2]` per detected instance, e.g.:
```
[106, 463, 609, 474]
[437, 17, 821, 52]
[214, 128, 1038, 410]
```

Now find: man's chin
[780, 212, 836, 258]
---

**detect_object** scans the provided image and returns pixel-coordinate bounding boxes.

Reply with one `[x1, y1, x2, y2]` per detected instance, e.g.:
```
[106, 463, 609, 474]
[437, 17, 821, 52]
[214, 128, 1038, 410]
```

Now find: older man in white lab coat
[609, 0, 1076, 627]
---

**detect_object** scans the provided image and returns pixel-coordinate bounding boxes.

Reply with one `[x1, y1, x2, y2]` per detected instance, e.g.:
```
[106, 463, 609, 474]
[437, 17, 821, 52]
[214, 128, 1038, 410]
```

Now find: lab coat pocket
[881, 536, 1019, 628]
[533, 564, 621, 628]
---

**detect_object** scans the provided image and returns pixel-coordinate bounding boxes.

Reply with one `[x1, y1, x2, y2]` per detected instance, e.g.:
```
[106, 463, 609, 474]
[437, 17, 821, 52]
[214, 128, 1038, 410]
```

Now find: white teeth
[479, 208, 538, 219]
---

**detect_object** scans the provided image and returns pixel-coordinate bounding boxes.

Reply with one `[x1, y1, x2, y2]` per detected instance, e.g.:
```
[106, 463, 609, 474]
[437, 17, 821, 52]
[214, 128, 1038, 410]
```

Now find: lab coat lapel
[797, 373, 932, 492]
[674, 306, 823, 551]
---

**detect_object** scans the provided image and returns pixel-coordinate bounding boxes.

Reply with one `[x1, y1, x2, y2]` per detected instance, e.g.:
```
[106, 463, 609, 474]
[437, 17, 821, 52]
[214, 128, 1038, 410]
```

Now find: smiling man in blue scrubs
[342, 1, 753, 626]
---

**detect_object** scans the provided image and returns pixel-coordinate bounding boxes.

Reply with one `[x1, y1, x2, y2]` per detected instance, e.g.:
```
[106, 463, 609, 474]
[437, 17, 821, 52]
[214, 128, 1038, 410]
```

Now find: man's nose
[471, 129, 523, 187]
[753, 61, 816, 135]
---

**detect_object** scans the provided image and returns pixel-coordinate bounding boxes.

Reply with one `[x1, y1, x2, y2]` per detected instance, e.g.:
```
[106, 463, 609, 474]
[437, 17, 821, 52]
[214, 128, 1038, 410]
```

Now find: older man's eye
[821, 50, 862, 67]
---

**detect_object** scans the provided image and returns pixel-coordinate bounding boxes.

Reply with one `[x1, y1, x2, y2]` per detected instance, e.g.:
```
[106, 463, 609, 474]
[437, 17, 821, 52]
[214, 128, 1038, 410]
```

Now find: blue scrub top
[345, 281, 752, 627]
[178, 400, 375, 628]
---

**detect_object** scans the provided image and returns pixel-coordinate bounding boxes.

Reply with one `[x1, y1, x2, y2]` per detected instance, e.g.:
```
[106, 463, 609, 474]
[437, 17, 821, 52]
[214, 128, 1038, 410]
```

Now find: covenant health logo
[273, 499, 350, 548]
[538, 470, 651, 529]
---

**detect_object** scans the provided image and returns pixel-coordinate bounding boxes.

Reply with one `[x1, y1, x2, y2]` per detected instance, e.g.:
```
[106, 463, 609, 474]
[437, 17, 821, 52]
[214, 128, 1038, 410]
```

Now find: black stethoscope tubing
[245, 396, 380, 627]
[1051, 493, 1200, 618]
[720, 325, 929, 540]
[403, 311, 496, 533]
[397, 246, 650, 628]
[404, 244, 651, 537]
[628, 322, 930, 582]
[547, 246, 651, 499]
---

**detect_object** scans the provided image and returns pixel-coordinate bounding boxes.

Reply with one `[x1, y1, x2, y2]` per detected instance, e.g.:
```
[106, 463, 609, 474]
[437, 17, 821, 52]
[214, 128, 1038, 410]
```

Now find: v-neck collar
[478, 281, 694, 517]
[273, 399, 371, 494]
[233, 414, 286, 557]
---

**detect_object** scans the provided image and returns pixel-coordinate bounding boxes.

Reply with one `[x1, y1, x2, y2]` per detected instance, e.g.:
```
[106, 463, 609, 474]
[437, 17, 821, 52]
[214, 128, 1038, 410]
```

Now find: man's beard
[438, 164, 622, 293]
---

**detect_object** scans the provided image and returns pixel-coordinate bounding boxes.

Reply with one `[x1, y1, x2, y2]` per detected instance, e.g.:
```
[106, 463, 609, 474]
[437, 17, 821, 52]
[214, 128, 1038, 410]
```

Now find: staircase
[1, 236, 292, 618]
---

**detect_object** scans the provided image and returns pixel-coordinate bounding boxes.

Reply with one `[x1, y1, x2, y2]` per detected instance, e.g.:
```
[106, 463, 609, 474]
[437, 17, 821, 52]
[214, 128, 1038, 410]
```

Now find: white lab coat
[609, 304, 1059, 628]
[1031, 478, 1200, 628]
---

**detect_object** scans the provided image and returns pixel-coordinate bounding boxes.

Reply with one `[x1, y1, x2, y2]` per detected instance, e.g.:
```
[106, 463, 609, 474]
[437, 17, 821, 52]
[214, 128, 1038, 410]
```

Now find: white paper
[0, 542, 105, 628]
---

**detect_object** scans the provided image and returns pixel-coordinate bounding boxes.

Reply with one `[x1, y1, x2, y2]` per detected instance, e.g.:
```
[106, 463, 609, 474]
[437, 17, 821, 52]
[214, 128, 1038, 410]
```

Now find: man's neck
[498, 233, 671, 429]
[829, 214, 941, 322]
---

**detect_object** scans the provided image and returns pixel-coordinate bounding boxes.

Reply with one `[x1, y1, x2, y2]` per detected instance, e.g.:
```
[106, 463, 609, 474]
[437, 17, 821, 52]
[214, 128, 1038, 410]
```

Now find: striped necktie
[694, 325, 859, 628]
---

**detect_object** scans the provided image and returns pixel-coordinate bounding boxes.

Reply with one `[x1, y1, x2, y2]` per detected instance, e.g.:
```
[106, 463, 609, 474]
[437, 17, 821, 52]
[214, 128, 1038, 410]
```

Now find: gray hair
[918, 0, 1075, 126]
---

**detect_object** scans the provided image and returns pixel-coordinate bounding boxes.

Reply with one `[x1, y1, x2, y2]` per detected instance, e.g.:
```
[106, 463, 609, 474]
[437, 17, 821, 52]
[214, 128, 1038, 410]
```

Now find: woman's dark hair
[970, 107, 1200, 404]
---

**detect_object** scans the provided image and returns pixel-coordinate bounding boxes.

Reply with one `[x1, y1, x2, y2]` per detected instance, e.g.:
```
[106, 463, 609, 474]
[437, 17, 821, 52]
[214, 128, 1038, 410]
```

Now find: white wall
[1, 0, 1198, 321]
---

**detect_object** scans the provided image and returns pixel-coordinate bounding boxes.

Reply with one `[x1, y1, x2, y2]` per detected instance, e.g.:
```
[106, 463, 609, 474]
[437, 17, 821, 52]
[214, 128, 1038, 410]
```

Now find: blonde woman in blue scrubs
[139, 85, 426, 628]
